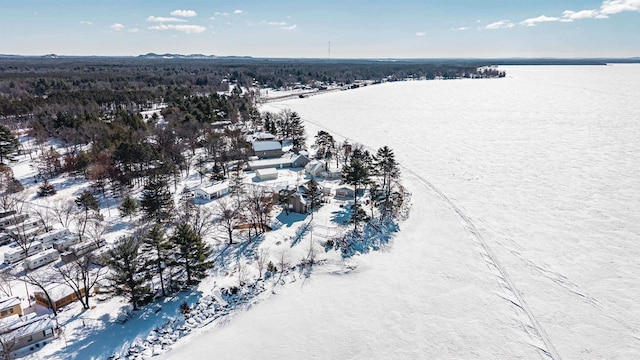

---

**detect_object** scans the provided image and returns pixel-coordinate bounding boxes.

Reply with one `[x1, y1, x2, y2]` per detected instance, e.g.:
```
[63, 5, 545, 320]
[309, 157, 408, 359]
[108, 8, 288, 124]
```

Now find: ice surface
[164, 65, 640, 359]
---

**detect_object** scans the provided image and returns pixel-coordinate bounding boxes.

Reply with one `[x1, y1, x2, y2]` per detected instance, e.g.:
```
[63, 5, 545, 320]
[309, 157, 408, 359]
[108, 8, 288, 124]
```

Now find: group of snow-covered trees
[105, 222, 213, 310]
[342, 145, 403, 233]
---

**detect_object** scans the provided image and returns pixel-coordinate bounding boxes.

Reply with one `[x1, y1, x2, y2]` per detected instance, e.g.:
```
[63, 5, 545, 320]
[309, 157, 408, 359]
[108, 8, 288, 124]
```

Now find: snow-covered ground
[163, 65, 640, 359]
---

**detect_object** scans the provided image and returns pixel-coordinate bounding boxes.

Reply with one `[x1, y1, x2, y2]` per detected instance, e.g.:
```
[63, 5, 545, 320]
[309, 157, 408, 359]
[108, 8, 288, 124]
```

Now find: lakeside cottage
[252, 140, 283, 159]
[305, 160, 327, 178]
[335, 186, 356, 199]
[193, 181, 230, 201]
[248, 153, 309, 170]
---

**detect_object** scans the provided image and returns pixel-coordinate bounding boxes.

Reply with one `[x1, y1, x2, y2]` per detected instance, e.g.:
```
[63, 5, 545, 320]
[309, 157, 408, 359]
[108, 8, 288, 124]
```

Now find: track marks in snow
[297, 115, 561, 360]
[397, 166, 562, 360]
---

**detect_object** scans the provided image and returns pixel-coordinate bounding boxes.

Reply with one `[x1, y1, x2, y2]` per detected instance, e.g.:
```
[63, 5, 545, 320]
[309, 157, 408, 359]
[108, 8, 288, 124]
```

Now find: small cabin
[0, 297, 22, 319]
[34, 283, 86, 311]
[335, 186, 355, 199]
[255, 168, 279, 181]
[193, 181, 230, 201]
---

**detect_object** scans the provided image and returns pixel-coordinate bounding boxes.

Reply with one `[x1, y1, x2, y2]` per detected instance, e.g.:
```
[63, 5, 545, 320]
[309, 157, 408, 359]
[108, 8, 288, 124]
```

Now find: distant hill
[137, 53, 217, 59]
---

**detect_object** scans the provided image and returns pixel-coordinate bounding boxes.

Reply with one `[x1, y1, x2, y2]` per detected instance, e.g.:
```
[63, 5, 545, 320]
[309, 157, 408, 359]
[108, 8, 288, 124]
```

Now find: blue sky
[1, 0, 639, 58]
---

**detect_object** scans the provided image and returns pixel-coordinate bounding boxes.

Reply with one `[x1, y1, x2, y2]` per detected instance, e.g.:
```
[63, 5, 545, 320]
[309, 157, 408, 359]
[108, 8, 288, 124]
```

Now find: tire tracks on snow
[293, 113, 561, 360]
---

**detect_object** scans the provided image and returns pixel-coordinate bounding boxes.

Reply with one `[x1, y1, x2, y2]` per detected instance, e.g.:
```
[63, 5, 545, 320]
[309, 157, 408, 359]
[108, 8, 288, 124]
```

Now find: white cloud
[520, 15, 560, 27]
[80, 21, 93, 25]
[170, 9, 197, 17]
[234, 9, 243, 14]
[600, 0, 640, 14]
[415, 32, 427, 37]
[267, 21, 287, 26]
[214, 12, 229, 17]
[148, 24, 206, 34]
[562, 9, 601, 20]
[147, 16, 186, 23]
[280, 24, 297, 30]
[128, 28, 140, 33]
[452, 27, 469, 31]
[110, 23, 125, 31]
[485, 20, 514, 29]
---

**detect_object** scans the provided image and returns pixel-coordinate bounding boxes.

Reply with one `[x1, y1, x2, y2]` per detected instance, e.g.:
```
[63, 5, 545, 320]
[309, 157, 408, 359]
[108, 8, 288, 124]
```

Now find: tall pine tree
[104, 236, 150, 310]
[0, 125, 19, 165]
[142, 225, 172, 297]
[140, 178, 174, 223]
[171, 222, 214, 286]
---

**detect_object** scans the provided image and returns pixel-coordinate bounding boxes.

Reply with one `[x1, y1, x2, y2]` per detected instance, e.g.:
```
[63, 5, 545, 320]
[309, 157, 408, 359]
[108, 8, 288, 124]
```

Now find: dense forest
[0, 57, 504, 117]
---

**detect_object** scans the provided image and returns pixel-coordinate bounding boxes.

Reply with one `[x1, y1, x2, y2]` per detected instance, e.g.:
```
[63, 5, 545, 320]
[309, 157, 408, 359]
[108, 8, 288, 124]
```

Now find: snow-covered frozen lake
[163, 65, 640, 359]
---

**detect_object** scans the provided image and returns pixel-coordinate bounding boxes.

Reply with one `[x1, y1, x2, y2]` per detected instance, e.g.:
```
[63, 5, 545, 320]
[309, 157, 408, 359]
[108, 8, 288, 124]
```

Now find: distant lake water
[275, 65, 640, 358]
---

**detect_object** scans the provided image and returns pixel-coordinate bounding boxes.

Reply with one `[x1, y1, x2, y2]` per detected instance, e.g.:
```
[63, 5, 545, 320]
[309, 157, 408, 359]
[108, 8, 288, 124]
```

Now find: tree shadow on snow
[274, 210, 308, 228]
[339, 218, 400, 258]
[212, 234, 266, 274]
[330, 207, 351, 226]
[47, 291, 204, 360]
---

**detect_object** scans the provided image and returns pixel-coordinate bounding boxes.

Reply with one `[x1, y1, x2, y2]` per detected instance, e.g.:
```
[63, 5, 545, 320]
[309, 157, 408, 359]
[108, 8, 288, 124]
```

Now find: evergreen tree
[278, 188, 294, 215]
[140, 178, 174, 223]
[75, 190, 99, 213]
[288, 111, 306, 150]
[303, 179, 323, 218]
[118, 195, 139, 220]
[276, 109, 305, 149]
[341, 152, 370, 207]
[75, 190, 100, 242]
[228, 169, 245, 205]
[314, 130, 335, 159]
[171, 222, 214, 286]
[142, 225, 172, 297]
[0, 125, 19, 165]
[37, 179, 57, 197]
[349, 202, 370, 234]
[373, 146, 400, 202]
[104, 236, 150, 310]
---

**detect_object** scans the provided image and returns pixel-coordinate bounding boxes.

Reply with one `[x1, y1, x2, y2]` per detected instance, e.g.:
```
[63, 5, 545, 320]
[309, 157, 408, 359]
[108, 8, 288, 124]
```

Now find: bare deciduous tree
[0, 330, 18, 360]
[11, 268, 59, 317]
[256, 247, 269, 280]
[52, 200, 76, 228]
[31, 205, 55, 232]
[244, 185, 273, 237]
[0, 269, 13, 298]
[55, 253, 105, 310]
[215, 198, 241, 244]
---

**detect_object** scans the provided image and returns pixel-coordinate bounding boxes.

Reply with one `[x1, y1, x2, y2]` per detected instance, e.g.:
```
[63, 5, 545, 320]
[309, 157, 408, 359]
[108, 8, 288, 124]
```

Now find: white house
[194, 181, 230, 200]
[248, 153, 309, 170]
[255, 168, 279, 181]
[305, 160, 327, 178]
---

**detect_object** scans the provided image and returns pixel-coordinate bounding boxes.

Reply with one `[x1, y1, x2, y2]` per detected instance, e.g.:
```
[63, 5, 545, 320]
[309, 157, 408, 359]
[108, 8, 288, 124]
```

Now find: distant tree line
[0, 57, 503, 117]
